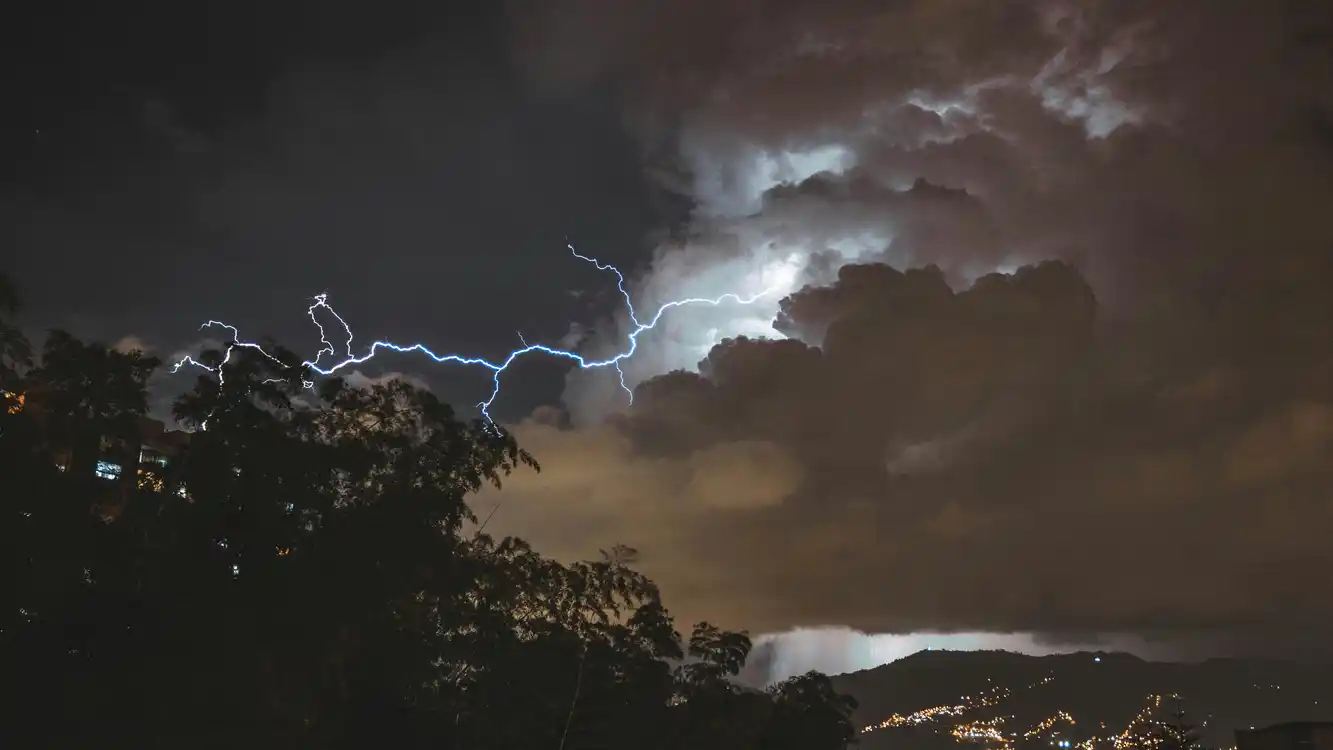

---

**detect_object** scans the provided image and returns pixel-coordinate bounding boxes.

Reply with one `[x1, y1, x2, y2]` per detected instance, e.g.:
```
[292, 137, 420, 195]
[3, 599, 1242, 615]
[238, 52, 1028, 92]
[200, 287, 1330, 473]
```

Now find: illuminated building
[5, 385, 190, 486]
[1236, 723, 1333, 750]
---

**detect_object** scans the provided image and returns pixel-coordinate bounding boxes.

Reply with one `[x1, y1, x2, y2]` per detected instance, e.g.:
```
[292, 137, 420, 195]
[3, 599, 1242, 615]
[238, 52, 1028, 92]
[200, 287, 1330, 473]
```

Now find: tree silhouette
[7, 335, 859, 749]
[1151, 695, 1208, 750]
[0, 271, 32, 392]
[765, 671, 861, 750]
[30, 330, 160, 482]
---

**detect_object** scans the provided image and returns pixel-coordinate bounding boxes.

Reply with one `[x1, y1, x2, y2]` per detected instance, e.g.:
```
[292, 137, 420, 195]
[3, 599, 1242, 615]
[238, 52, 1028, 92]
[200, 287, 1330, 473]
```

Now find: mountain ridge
[828, 649, 1332, 750]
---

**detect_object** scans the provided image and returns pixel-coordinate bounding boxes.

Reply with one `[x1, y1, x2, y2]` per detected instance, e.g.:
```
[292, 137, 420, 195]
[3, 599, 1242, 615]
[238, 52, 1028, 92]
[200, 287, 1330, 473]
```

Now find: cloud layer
[484, 0, 1333, 661]
[487, 262, 1332, 638]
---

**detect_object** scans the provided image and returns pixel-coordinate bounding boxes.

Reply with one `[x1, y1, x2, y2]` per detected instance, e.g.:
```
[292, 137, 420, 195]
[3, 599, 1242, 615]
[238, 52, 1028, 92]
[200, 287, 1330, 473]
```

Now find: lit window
[94, 461, 122, 480]
[137, 468, 165, 492]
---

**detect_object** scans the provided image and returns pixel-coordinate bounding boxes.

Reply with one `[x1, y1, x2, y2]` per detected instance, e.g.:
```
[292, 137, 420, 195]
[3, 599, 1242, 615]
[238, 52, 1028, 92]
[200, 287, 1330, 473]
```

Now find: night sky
[6, 0, 659, 416]
[7, 0, 1333, 677]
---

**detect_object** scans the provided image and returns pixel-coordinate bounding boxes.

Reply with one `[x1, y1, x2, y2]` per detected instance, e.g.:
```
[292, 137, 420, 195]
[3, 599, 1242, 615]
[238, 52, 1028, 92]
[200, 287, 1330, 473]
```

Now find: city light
[860, 679, 1187, 750]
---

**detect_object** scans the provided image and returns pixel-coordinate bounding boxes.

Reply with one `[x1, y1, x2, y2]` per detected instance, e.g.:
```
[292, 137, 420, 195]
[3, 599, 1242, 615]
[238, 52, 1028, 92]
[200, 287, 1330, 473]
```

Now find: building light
[94, 461, 122, 480]
[137, 467, 164, 492]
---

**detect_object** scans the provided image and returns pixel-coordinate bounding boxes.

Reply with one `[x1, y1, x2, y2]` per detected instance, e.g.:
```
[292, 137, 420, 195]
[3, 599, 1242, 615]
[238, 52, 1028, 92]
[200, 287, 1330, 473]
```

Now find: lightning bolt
[172, 244, 782, 426]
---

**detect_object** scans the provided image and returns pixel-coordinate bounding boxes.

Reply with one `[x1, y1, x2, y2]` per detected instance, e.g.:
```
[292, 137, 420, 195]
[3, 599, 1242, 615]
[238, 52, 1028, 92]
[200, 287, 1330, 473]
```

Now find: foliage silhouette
[1151, 696, 1208, 750]
[7, 329, 858, 749]
[0, 271, 32, 391]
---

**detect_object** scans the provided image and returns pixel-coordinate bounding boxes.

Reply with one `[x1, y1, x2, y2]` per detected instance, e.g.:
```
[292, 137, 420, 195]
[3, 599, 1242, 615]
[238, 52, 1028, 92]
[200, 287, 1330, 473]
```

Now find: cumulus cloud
[535, 0, 1331, 417]
[485, 0, 1333, 667]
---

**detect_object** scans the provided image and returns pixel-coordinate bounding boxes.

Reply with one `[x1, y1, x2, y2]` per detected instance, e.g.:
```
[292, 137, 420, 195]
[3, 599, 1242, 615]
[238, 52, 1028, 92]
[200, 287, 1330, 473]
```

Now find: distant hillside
[829, 650, 1332, 750]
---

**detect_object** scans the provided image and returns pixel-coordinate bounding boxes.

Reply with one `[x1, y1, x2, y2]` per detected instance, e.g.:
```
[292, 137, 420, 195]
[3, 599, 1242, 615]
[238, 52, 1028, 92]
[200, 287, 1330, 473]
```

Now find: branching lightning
[172, 244, 783, 425]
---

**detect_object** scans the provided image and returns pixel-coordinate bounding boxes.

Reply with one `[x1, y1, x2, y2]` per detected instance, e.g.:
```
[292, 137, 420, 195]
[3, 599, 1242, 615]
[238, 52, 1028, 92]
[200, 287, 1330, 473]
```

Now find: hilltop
[829, 650, 1332, 750]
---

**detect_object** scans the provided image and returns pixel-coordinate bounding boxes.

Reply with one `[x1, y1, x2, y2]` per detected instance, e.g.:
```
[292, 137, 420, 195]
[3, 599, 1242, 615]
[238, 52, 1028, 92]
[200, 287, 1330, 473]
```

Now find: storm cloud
[482, 0, 1333, 672]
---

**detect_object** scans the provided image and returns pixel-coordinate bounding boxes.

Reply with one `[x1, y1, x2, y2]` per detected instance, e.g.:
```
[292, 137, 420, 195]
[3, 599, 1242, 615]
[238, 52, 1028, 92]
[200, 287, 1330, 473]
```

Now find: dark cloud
[487, 258, 1332, 645]
[485, 0, 1333, 659]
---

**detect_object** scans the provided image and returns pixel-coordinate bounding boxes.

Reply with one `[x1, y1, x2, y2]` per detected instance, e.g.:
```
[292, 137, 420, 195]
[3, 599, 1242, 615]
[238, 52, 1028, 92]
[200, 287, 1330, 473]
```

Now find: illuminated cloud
[541, 1, 1167, 421]
[494, 0, 1333, 670]
[112, 335, 152, 355]
[745, 628, 1174, 684]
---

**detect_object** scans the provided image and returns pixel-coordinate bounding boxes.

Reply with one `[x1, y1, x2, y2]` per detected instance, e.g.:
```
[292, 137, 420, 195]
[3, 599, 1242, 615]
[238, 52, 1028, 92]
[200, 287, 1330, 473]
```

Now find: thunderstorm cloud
[479, 0, 1333, 675]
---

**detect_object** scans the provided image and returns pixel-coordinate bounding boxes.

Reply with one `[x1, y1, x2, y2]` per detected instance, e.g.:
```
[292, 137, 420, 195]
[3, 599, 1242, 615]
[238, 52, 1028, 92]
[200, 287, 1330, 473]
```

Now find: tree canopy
[6, 306, 857, 749]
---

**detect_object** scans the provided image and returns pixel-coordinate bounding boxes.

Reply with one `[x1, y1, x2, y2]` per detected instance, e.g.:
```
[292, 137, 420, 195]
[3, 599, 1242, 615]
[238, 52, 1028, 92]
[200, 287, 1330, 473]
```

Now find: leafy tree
[764, 671, 861, 750]
[29, 329, 160, 481]
[8, 336, 859, 750]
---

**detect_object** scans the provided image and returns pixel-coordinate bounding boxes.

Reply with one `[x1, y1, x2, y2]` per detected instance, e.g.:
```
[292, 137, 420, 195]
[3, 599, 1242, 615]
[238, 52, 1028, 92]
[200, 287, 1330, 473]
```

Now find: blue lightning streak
[172, 244, 781, 425]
